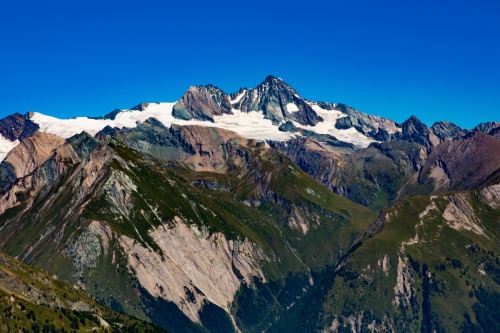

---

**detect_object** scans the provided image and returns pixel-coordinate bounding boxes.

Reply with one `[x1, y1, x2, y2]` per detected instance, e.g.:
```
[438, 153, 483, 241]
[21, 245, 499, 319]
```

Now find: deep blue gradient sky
[1, 0, 499, 129]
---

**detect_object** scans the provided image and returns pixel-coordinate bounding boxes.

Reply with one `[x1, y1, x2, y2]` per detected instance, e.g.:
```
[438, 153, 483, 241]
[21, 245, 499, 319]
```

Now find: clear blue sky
[1, 0, 499, 129]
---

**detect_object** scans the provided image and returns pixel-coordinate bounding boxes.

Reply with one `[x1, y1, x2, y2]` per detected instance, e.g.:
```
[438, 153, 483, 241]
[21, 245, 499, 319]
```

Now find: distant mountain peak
[230, 75, 321, 126]
[172, 85, 233, 122]
[262, 74, 286, 85]
[170, 75, 321, 126]
[265, 74, 278, 81]
[431, 120, 466, 140]
[474, 121, 500, 134]
[391, 115, 437, 147]
[258, 75, 297, 93]
[406, 114, 424, 124]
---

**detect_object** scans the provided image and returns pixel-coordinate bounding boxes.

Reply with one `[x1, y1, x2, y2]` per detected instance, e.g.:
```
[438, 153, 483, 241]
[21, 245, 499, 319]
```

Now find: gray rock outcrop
[231, 75, 322, 126]
[333, 103, 400, 138]
[474, 121, 500, 134]
[173, 85, 233, 122]
[392, 115, 439, 147]
[430, 121, 466, 140]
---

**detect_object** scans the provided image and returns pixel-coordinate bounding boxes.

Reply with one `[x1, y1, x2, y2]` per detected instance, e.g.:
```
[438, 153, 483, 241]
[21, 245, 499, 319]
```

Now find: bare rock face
[478, 183, 500, 209]
[3, 132, 66, 178]
[231, 75, 322, 126]
[269, 138, 344, 192]
[443, 193, 486, 236]
[173, 85, 233, 122]
[392, 115, 440, 147]
[489, 126, 500, 139]
[175, 124, 252, 172]
[120, 216, 265, 322]
[419, 131, 500, 193]
[473, 121, 500, 134]
[0, 113, 39, 142]
[64, 221, 113, 277]
[0, 137, 109, 216]
[430, 121, 466, 141]
[333, 103, 401, 138]
[0, 132, 67, 193]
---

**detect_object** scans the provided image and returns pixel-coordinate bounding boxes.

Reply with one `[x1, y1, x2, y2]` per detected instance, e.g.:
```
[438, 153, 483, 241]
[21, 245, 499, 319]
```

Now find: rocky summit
[0, 76, 499, 333]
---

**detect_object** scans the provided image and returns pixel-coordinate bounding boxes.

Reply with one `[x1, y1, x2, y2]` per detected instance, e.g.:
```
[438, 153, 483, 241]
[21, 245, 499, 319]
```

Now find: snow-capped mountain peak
[0, 76, 393, 161]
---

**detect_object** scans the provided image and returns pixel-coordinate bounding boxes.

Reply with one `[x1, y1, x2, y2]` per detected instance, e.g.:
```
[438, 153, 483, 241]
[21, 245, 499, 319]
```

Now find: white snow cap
[30, 102, 296, 141]
[295, 103, 376, 147]
[1, 100, 377, 160]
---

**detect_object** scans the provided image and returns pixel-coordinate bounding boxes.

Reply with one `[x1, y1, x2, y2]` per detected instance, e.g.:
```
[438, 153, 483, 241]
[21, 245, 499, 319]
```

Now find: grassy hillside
[0, 252, 167, 332]
[267, 188, 500, 332]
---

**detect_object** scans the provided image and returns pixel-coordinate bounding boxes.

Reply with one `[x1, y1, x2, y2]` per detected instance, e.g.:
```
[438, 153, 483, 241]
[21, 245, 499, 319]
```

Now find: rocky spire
[231, 75, 322, 126]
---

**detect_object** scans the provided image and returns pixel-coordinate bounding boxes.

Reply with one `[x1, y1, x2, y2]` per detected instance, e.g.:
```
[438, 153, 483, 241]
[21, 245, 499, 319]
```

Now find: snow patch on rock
[230, 91, 246, 104]
[295, 103, 377, 148]
[286, 103, 299, 113]
[29, 102, 295, 143]
[0, 135, 19, 162]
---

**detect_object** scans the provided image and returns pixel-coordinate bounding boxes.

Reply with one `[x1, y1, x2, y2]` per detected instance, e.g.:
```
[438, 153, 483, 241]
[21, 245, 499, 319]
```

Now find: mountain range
[0, 75, 499, 332]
